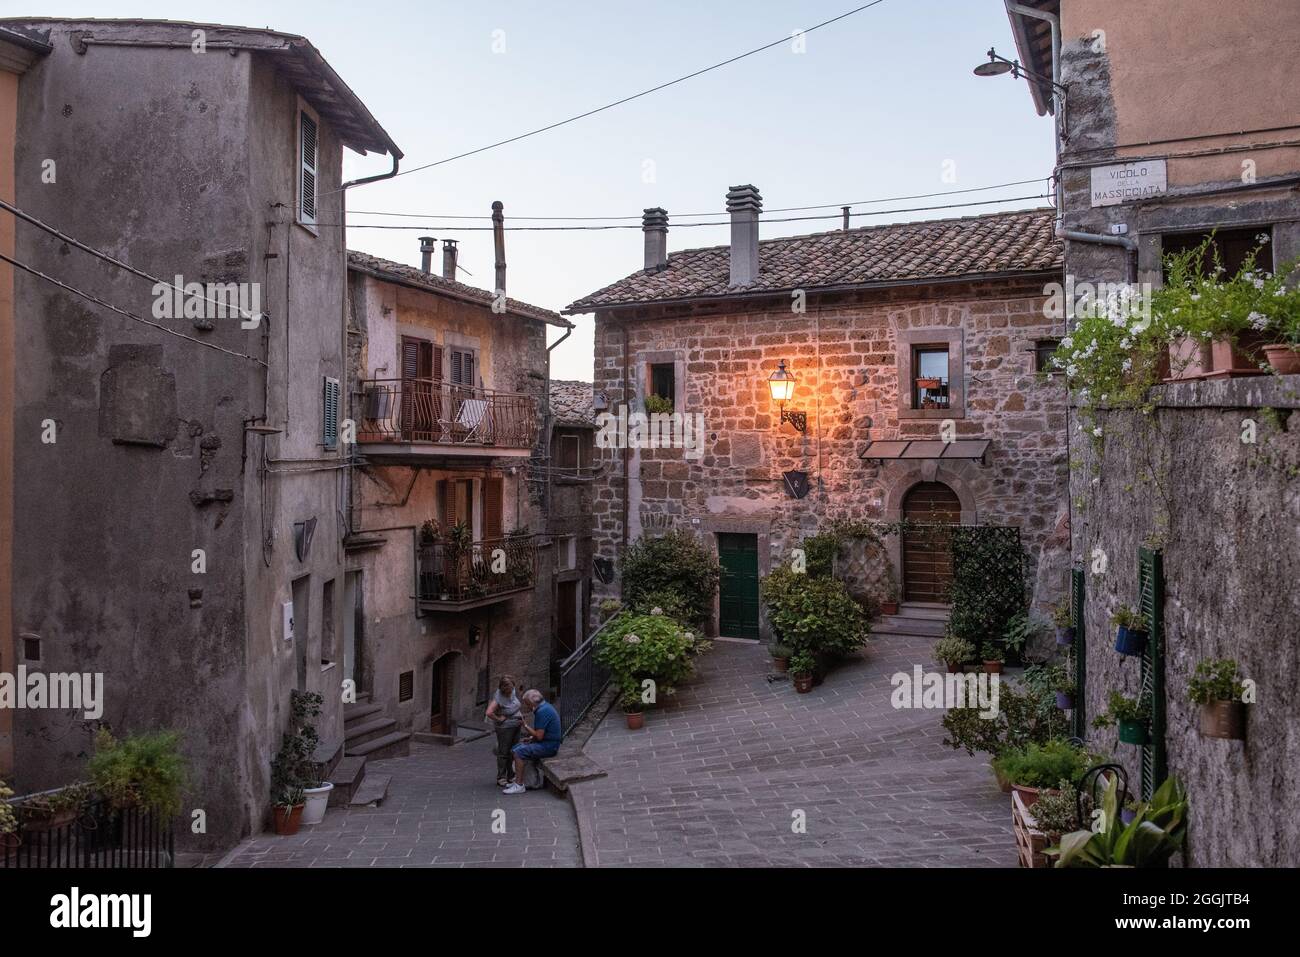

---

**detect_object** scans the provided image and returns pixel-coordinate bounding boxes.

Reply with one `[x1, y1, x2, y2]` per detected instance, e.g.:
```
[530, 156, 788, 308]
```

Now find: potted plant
[1053, 775, 1187, 868]
[87, 728, 186, 816]
[1026, 780, 1080, 845]
[992, 740, 1091, 809]
[1120, 797, 1142, 826]
[915, 376, 941, 390]
[272, 786, 305, 836]
[0, 778, 18, 850]
[1188, 657, 1248, 740]
[790, 651, 816, 694]
[770, 643, 792, 673]
[1052, 601, 1074, 646]
[1051, 667, 1075, 711]
[981, 642, 1005, 675]
[419, 518, 439, 545]
[621, 688, 646, 730]
[275, 691, 332, 826]
[1111, 605, 1148, 657]
[1093, 690, 1151, 745]
[879, 584, 899, 617]
[644, 393, 674, 414]
[933, 636, 975, 674]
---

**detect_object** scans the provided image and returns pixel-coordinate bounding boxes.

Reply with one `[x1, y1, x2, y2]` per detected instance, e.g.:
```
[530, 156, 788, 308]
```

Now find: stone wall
[1072, 375, 1300, 866]
[587, 278, 1070, 637]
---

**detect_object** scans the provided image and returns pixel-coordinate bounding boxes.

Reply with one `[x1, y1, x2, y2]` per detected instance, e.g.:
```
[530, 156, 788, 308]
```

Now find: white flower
[1061, 336, 1073, 350]
[651, 606, 663, 616]
[1065, 364, 1078, 378]
[1100, 394, 1108, 402]
[1257, 233, 1271, 244]
[1092, 427, 1103, 437]
[1200, 330, 1212, 339]
[1122, 358, 1133, 372]
[1248, 311, 1270, 331]
[624, 634, 641, 644]
[1190, 294, 1200, 302]
[1120, 337, 1132, 350]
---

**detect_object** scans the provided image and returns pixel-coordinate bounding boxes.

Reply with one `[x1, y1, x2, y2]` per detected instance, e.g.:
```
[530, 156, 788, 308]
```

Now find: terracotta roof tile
[566, 207, 1062, 312]
[550, 379, 597, 428]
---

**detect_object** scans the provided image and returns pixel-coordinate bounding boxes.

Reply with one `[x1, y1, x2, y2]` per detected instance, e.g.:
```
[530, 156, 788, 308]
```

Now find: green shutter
[1138, 548, 1166, 800]
[1070, 566, 1086, 738]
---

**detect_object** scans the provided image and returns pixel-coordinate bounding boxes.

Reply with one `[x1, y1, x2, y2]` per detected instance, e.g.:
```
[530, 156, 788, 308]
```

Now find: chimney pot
[442, 239, 459, 281]
[725, 184, 762, 286]
[642, 207, 668, 271]
[419, 235, 436, 273]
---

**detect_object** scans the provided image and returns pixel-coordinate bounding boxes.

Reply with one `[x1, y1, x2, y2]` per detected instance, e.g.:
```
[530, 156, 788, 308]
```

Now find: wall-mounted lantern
[767, 359, 807, 432]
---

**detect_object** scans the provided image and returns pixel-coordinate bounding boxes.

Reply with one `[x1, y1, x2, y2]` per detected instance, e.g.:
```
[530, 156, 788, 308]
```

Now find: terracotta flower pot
[272, 803, 305, 836]
[915, 377, 941, 390]
[1012, 783, 1060, 809]
[1199, 700, 1246, 740]
[1167, 336, 1212, 380]
[1206, 333, 1267, 378]
[772, 656, 789, 673]
[945, 661, 962, 674]
[982, 660, 1003, 675]
[1263, 343, 1300, 375]
[793, 674, 814, 694]
[1118, 718, 1149, 745]
[625, 711, 645, 730]
[23, 807, 79, 832]
[880, 601, 899, 616]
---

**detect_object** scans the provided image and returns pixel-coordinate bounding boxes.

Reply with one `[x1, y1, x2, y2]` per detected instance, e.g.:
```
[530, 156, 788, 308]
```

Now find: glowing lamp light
[767, 359, 806, 432]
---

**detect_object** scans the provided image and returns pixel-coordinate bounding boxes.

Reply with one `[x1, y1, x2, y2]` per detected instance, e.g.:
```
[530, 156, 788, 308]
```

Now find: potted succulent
[770, 643, 792, 673]
[992, 740, 1091, 809]
[1093, 690, 1151, 745]
[934, 636, 975, 674]
[790, 651, 816, 694]
[1052, 601, 1074, 646]
[981, 642, 1005, 675]
[621, 688, 646, 730]
[1111, 605, 1149, 657]
[1187, 657, 1248, 740]
[272, 786, 305, 836]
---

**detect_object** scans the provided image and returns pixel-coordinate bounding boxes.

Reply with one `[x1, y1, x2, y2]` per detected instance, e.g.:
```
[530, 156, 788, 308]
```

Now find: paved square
[569, 634, 1015, 867]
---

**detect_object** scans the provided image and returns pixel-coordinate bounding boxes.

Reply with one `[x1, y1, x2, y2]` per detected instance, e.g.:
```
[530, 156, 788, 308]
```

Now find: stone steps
[343, 702, 383, 728]
[327, 756, 367, 806]
[350, 772, 392, 807]
[345, 730, 411, 761]
[344, 716, 398, 749]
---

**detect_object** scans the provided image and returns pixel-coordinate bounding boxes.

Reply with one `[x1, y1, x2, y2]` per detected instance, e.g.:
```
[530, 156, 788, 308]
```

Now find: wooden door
[902, 482, 961, 602]
[430, 656, 453, 734]
[400, 336, 438, 441]
[718, 533, 760, 640]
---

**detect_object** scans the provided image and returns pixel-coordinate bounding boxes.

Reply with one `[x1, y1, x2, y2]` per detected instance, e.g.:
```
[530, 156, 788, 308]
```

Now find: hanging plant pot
[1262, 343, 1300, 375]
[1055, 691, 1075, 711]
[1120, 807, 1138, 826]
[1199, 700, 1246, 740]
[625, 711, 645, 730]
[1117, 718, 1149, 745]
[1055, 625, 1075, 647]
[793, 674, 814, 694]
[1114, 626, 1148, 656]
[272, 803, 304, 836]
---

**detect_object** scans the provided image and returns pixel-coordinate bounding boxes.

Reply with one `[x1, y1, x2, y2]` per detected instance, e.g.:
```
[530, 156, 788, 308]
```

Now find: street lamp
[767, 359, 807, 433]
[973, 47, 1069, 131]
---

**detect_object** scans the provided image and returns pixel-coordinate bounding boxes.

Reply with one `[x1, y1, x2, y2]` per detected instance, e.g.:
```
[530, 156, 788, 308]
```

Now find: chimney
[442, 239, 458, 281]
[642, 207, 668, 271]
[491, 200, 506, 295]
[419, 235, 437, 273]
[726, 184, 762, 286]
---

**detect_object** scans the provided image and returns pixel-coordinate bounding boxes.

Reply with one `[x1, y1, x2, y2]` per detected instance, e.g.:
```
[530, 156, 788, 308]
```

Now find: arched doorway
[901, 482, 961, 603]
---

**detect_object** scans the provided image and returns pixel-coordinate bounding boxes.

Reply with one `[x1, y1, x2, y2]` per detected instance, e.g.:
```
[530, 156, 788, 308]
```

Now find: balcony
[417, 534, 538, 611]
[357, 379, 538, 460]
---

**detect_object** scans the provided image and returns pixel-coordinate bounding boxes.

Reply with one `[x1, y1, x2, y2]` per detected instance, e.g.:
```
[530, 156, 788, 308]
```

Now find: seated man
[503, 689, 561, 794]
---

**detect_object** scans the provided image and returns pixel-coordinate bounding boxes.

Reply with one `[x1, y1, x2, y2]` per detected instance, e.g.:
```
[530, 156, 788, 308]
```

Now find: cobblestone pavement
[569, 635, 1016, 867]
[219, 737, 582, 868]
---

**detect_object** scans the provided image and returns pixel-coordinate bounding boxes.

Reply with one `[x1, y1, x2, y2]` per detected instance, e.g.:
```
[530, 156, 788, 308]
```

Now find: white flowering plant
[595, 611, 701, 701]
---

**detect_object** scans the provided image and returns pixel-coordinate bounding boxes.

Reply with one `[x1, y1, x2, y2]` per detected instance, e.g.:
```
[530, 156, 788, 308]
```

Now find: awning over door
[859, 439, 991, 462]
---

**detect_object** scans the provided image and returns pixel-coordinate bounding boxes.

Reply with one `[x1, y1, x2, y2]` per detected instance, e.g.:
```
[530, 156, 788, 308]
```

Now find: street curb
[559, 685, 617, 868]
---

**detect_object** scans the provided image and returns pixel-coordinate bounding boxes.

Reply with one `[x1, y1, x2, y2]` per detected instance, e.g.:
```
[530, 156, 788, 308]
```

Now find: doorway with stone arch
[901, 481, 962, 603]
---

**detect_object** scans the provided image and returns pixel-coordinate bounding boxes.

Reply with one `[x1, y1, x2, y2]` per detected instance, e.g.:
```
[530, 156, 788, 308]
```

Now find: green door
[718, 533, 760, 640]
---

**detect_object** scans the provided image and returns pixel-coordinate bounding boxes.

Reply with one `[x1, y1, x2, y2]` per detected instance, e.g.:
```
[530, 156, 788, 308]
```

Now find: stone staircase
[324, 694, 406, 809]
[873, 601, 951, 639]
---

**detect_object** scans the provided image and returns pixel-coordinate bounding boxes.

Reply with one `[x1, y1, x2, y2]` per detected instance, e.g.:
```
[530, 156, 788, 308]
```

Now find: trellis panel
[1138, 548, 1166, 800]
[1071, 566, 1086, 738]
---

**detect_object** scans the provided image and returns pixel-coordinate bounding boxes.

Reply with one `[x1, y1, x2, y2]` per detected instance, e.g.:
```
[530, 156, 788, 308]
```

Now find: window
[482, 475, 504, 540]
[650, 363, 675, 404]
[322, 377, 340, 448]
[1162, 226, 1273, 280]
[1035, 339, 1062, 374]
[23, 636, 41, 662]
[298, 109, 319, 228]
[398, 670, 414, 702]
[449, 348, 476, 388]
[557, 432, 581, 474]
[913, 347, 950, 409]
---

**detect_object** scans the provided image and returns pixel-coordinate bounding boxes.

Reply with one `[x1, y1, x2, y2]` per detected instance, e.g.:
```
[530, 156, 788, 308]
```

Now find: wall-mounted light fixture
[767, 359, 807, 432]
[973, 47, 1069, 132]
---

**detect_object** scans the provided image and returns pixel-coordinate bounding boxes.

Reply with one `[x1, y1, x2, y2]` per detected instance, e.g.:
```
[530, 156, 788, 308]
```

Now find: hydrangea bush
[595, 609, 708, 704]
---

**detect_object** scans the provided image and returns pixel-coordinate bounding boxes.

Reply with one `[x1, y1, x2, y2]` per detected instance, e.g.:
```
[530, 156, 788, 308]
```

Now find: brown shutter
[437, 480, 449, 528]
[401, 337, 421, 435]
[483, 476, 504, 540]
[433, 345, 444, 381]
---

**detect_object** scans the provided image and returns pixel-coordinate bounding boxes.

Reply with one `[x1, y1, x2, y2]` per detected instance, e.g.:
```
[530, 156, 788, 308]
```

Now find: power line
[0, 250, 266, 365]
[325, 0, 889, 193]
[0, 197, 263, 325]
[346, 177, 1051, 222]
[335, 195, 1052, 231]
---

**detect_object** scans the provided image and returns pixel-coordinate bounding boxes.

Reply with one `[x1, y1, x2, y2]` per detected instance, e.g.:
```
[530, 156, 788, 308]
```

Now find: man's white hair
[522, 689, 544, 706]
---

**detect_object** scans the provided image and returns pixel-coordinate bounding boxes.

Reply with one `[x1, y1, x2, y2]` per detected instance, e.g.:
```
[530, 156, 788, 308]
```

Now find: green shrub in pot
[992, 739, 1093, 791]
[87, 728, 186, 817]
[1028, 779, 1081, 839]
[933, 636, 976, 667]
[1187, 657, 1246, 705]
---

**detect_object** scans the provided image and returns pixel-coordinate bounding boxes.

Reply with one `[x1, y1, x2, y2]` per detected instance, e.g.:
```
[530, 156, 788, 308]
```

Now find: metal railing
[558, 616, 614, 734]
[417, 534, 537, 605]
[1, 791, 174, 869]
[356, 378, 538, 449]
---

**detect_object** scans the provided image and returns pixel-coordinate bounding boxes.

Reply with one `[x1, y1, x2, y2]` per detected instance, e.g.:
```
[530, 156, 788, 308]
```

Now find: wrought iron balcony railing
[417, 534, 537, 609]
[357, 379, 538, 450]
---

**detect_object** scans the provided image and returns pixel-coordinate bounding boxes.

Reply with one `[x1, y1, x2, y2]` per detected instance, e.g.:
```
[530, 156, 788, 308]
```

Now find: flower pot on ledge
[1167, 333, 1267, 381]
[1199, 700, 1246, 740]
[1263, 343, 1300, 375]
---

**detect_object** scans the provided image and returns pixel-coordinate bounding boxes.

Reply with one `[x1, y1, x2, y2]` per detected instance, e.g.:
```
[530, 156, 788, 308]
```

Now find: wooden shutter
[322, 377, 340, 448]
[483, 476, 504, 540]
[450, 349, 475, 387]
[433, 345, 444, 381]
[299, 111, 318, 225]
[437, 480, 449, 527]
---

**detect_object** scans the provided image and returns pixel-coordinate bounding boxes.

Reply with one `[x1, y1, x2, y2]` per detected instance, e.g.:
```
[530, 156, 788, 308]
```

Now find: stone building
[344, 244, 571, 748]
[0, 18, 400, 849]
[1000, 0, 1300, 864]
[566, 190, 1068, 641]
[546, 379, 598, 661]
